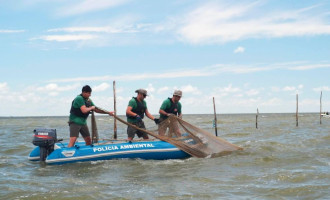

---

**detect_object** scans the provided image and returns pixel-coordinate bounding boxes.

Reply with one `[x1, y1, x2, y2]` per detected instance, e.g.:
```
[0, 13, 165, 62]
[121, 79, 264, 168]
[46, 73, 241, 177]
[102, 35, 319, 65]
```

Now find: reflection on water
[0, 114, 329, 199]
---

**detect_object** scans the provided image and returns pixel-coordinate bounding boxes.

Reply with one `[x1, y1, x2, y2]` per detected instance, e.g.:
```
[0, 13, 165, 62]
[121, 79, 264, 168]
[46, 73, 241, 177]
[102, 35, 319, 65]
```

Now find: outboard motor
[32, 128, 57, 161]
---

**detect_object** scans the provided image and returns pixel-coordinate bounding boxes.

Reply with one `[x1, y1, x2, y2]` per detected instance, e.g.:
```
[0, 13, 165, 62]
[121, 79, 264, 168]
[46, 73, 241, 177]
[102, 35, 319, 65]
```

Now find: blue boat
[28, 128, 191, 165]
[29, 140, 190, 165]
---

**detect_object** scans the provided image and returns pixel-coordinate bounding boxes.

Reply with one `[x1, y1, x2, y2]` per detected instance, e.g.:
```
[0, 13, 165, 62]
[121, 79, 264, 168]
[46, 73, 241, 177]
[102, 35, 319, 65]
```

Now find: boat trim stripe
[46, 148, 181, 163]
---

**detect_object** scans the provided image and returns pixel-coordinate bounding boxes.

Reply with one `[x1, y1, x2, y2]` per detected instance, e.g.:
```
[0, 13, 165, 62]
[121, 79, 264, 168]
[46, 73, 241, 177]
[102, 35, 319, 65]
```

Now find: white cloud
[210, 64, 277, 74]
[177, 2, 255, 44]
[282, 85, 303, 92]
[0, 82, 9, 93]
[235, 93, 244, 98]
[0, 29, 25, 33]
[36, 83, 79, 93]
[37, 34, 97, 42]
[288, 63, 330, 70]
[245, 89, 259, 96]
[39, 24, 146, 44]
[146, 83, 155, 94]
[38, 16, 154, 45]
[261, 98, 283, 106]
[36, 83, 57, 91]
[27, 2, 330, 47]
[18, 95, 27, 102]
[2, 81, 328, 116]
[283, 86, 296, 91]
[176, 2, 330, 44]
[47, 26, 140, 34]
[234, 46, 245, 53]
[49, 92, 59, 96]
[218, 84, 240, 93]
[57, 0, 130, 16]
[93, 82, 110, 92]
[157, 87, 169, 94]
[300, 99, 319, 106]
[49, 68, 213, 83]
[179, 85, 201, 95]
[271, 87, 281, 92]
[313, 86, 330, 92]
[48, 61, 330, 84]
[115, 87, 124, 94]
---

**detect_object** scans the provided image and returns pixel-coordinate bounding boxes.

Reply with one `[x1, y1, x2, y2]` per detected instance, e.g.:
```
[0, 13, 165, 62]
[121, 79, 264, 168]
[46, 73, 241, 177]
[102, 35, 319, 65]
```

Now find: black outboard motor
[32, 128, 57, 161]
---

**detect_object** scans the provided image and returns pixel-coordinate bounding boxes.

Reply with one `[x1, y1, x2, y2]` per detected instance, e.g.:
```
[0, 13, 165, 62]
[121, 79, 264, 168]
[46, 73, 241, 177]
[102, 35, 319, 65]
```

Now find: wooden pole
[320, 91, 322, 125]
[113, 81, 117, 139]
[213, 97, 218, 136]
[296, 92, 298, 127]
[91, 111, 99, 143]
[256, 108, 259, 129]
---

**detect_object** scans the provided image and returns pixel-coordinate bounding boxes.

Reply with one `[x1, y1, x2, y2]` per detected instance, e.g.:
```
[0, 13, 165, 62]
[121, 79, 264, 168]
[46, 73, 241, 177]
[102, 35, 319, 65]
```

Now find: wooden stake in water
[213, 97, 218, 136]
[91, 111, 99, 143]
[256, 108, 259, 129]
[113, 81, 117, 139]
[296, 93, 299, 127]
[320, 91, 322, 125]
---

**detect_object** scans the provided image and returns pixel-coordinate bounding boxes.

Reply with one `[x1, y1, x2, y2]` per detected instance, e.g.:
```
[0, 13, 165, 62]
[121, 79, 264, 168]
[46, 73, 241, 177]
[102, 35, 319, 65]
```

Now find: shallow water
[0, 114, 329, 199]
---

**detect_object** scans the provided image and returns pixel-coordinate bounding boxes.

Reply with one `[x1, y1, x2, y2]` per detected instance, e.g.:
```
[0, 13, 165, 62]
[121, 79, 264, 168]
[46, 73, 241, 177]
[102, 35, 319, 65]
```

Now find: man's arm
[145, 109, 155, 120]
[159, 99, 170, 116]
[159, 109, 170, 116]
[80, 105, 95, 114]
[126, 106, 136, 117]
[95, 107, 114, 116]
[178, 103, 182, 118]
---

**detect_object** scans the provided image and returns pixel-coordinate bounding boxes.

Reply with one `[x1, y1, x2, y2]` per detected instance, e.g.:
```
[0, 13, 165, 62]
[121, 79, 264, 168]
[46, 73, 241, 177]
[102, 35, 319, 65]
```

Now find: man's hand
[154, 118, 160, 125]
[135, 115, 142, 122]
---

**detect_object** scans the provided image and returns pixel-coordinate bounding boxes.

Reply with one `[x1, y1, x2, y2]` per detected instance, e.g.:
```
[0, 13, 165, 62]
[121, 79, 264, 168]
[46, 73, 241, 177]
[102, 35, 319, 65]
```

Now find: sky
[1, 0, 330, 116]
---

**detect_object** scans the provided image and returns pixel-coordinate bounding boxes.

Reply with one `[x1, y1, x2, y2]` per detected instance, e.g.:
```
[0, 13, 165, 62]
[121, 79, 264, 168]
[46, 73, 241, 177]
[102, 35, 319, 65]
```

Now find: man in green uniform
[126, 89, 159, 142]
[68, 85, 114, 147]
[158, 90, 182, 136]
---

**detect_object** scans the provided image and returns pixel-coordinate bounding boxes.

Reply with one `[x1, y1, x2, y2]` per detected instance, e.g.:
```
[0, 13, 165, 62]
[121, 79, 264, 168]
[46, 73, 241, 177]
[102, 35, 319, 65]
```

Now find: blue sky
[1, 0, 330, 116]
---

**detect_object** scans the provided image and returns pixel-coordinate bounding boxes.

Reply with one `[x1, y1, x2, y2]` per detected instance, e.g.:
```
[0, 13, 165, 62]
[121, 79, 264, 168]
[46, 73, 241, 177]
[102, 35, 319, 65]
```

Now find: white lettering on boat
[120, 143, 155, 149]
[93, 143, 155, 152]
[93, 145, 119, 152]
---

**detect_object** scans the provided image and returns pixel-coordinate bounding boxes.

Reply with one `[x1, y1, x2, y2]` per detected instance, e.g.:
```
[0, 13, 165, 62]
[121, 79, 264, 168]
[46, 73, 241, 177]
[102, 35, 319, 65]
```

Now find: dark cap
[135, 89, 148, 96]
[82, 85, 92, 93]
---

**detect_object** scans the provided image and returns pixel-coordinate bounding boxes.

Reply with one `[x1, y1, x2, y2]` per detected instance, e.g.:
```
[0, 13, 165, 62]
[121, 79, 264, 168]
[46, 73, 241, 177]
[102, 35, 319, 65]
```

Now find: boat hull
[28, 140, 190, 165]
[321, 114, 330, 118]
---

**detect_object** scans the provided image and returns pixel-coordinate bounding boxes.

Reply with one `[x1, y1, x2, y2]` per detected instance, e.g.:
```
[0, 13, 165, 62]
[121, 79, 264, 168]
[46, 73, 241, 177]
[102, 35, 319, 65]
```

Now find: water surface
[0, 114, 329, 199]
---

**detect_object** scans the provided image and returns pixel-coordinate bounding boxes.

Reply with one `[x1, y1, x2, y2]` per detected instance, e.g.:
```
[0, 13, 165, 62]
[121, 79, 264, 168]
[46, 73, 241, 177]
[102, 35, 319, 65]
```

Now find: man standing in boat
[126, 89, 159, 142]
[158, 90, 182, 136]
[68, 85, 114, 147]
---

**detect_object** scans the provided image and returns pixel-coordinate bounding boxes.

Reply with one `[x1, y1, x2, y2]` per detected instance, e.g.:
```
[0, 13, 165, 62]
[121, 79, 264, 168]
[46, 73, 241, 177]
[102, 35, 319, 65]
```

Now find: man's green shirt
[127, 98, 147, 123]
[69, 95, 95, 125]
[160, 98, 182, 118]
